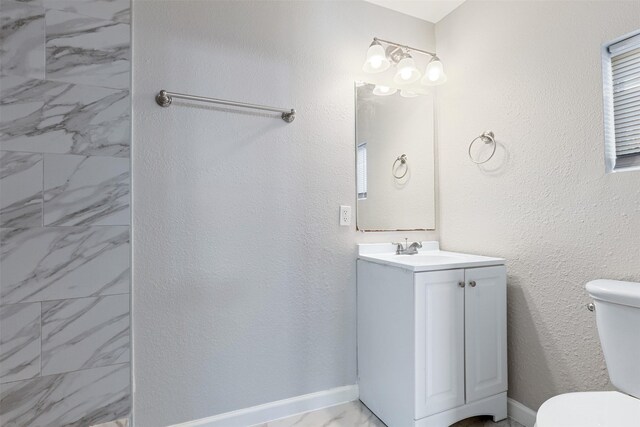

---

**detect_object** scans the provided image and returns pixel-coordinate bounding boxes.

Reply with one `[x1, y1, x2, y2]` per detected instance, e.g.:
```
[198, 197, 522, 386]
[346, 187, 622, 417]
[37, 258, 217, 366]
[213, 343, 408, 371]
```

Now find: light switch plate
[340, 205, 351, 226]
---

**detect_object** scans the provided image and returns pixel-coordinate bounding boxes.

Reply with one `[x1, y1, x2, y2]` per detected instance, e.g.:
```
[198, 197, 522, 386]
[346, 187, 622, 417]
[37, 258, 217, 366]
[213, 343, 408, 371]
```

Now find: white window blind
[357, 143, 367, 199]
[603, 30, 640, 172]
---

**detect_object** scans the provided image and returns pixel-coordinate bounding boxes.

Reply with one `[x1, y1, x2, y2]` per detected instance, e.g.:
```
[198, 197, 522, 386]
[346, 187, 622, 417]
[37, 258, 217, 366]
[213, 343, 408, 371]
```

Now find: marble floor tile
[91, 418, 129, 427]
[0, 75, 130, 157]
[0, 0, 45, 79]
[45, 9, 130, 89]
[44, 0, 130, 24]
[0, 363, 130, 427]
[252, 401, 526, 427]
[253, 401, 386, 427]
[43, 154, 130, 226]
[0, 226, 130, 304]
[0, 151, 43, 227]
[0, 302, 41, 383]
[41, 294, 130, 375]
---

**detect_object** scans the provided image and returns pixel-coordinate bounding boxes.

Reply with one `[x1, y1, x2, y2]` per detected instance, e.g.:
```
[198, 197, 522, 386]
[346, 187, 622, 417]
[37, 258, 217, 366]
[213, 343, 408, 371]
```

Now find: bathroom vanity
[357, 242, 507, 427]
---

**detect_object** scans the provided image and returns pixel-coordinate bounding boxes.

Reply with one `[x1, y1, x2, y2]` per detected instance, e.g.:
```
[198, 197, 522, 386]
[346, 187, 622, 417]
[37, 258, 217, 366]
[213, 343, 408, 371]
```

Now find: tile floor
[252, 400, 525, 427]
[92, 419, 129, 427]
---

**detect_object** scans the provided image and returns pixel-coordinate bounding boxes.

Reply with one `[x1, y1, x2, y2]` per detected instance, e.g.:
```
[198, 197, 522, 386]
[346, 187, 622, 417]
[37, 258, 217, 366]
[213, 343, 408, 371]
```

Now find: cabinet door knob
[469, 281, 477, 287]
[458, 281, 465, 288]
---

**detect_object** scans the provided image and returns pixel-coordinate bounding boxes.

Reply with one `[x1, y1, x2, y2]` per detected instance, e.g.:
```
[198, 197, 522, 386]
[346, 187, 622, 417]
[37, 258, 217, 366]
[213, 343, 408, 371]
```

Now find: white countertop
[358, 241, 504, 272]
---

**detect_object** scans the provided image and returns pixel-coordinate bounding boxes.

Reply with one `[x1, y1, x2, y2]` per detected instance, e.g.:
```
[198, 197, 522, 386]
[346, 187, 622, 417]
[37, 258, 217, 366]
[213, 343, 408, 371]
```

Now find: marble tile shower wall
[0, 0, 131, 426]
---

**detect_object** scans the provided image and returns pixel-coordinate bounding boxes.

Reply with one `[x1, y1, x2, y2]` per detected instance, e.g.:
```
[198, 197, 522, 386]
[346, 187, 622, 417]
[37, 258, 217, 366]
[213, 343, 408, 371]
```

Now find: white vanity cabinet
[357, 243, 507, 427]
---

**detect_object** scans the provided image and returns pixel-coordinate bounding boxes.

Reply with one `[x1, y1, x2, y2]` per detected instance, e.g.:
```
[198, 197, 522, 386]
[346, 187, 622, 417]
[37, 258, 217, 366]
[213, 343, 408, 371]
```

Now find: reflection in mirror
[355, 82, 435, 231]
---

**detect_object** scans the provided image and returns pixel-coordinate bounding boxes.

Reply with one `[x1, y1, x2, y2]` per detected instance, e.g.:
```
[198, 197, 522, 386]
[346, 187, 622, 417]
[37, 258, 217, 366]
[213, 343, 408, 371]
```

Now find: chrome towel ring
[392, 154, 408, 179]
[468, 131, 496, 164]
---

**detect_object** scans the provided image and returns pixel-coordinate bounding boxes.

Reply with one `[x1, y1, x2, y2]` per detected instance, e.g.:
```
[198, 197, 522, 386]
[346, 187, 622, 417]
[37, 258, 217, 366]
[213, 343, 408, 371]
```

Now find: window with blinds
[357, 143, 367, 200]
[603, 30, 640, 172]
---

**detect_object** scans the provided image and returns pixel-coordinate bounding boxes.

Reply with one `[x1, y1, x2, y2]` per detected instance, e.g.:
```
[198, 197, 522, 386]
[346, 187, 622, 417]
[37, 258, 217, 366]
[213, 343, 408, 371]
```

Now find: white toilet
[535, 279, 640, 427]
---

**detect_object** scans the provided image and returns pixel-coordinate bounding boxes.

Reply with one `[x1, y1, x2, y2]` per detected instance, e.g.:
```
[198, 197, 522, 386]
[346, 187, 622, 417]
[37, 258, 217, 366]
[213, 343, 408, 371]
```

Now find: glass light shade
[422, 57, 447, 85]
[400, 90, 418, 98]
[393, 56, 421, 84]
[362, 42, 390, 73]
[372, 85, 397, 96]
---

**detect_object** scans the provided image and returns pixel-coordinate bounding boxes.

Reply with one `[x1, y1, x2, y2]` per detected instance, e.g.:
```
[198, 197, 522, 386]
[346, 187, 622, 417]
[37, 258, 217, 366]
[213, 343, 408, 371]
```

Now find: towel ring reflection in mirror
[392, 154, 408, 179]
[468, 131, 496, 164]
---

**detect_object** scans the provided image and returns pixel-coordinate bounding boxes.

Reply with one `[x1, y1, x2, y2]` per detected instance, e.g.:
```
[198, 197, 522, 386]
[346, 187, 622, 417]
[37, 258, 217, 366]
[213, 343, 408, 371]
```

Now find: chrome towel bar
[155, 90, 296, 123]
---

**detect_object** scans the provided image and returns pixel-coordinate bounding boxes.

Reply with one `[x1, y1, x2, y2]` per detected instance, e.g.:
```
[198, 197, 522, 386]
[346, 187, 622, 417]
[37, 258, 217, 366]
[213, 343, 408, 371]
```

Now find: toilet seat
[536, 391, 640, 427]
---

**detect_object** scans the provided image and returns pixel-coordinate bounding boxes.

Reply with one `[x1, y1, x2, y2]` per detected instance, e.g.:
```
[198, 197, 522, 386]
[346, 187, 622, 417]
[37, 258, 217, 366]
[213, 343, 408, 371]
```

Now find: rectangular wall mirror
[355, 82, 435, 231]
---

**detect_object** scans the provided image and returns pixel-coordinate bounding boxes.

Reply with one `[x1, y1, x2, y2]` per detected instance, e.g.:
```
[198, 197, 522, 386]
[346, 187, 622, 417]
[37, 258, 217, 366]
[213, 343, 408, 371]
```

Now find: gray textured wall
[436, 0, 640, 411]
[132, 1, 436, 425]
[0, 0, 132, 425]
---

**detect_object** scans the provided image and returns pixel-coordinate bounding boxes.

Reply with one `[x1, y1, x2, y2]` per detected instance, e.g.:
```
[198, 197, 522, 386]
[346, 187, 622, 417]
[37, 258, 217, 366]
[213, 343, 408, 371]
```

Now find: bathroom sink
[358, 242, 504, 272]
[395, 253, 467, 265]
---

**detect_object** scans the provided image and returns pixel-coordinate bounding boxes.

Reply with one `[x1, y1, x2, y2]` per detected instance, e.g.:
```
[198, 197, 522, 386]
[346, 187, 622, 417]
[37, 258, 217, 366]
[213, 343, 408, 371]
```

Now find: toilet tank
[586, 280, 640, 399]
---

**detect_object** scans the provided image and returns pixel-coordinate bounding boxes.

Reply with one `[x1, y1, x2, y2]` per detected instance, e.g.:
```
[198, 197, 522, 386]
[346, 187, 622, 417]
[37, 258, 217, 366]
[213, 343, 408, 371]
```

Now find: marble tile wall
[0, 0, 131, 425]
[0, 76, 130, 157]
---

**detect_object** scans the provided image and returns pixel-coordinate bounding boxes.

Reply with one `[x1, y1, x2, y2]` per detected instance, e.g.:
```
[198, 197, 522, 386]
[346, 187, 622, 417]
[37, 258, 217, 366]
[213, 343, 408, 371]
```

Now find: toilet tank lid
[586, 279, 640, 308]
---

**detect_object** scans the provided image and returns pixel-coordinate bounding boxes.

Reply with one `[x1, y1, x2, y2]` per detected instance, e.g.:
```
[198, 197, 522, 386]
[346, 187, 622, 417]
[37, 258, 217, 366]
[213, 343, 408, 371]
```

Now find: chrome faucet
[394, 238, 422, 255]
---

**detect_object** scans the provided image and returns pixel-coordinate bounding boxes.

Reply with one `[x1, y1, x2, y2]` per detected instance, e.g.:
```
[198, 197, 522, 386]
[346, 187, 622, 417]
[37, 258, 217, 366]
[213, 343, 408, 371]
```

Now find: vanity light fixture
[362, 37, 447, 86]
[362, 40, 391, 73]
[422, 56, 447, 85]
[372, 85, 397, 96]
[393, 53, 421, 84]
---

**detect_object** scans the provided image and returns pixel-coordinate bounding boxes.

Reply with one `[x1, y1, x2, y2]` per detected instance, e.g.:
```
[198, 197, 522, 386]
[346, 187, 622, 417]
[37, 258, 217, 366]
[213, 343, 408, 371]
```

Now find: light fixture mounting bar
[373, 37, 437, 58]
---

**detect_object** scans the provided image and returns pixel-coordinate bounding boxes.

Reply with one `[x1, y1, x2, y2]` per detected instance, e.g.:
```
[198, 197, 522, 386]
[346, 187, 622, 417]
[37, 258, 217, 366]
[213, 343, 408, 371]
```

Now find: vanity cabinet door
[414, 269, 465, 419]
[464, 266, 508, 403]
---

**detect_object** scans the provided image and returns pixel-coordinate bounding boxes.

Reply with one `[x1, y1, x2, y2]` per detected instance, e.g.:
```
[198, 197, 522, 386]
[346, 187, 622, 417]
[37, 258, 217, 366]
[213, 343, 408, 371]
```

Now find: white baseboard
[169, 385, 359, 427]
[169, 386, 534, 427]
[507, 398, 537, 427]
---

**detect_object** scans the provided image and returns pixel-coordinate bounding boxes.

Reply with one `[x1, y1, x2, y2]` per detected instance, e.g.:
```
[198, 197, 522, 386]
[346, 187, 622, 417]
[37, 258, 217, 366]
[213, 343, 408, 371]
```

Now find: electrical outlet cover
[340, 205, 351, 226]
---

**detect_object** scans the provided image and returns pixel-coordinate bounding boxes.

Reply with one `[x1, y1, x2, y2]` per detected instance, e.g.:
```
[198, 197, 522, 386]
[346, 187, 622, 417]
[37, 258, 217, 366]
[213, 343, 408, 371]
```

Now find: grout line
[0, 225, 131, 230]
[0, 148, 131, 161]
[0, 292, 131, 307]
[0, 362, 131, 386]
[39, 301, 43, 377]
[41, 154, 44, 227]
